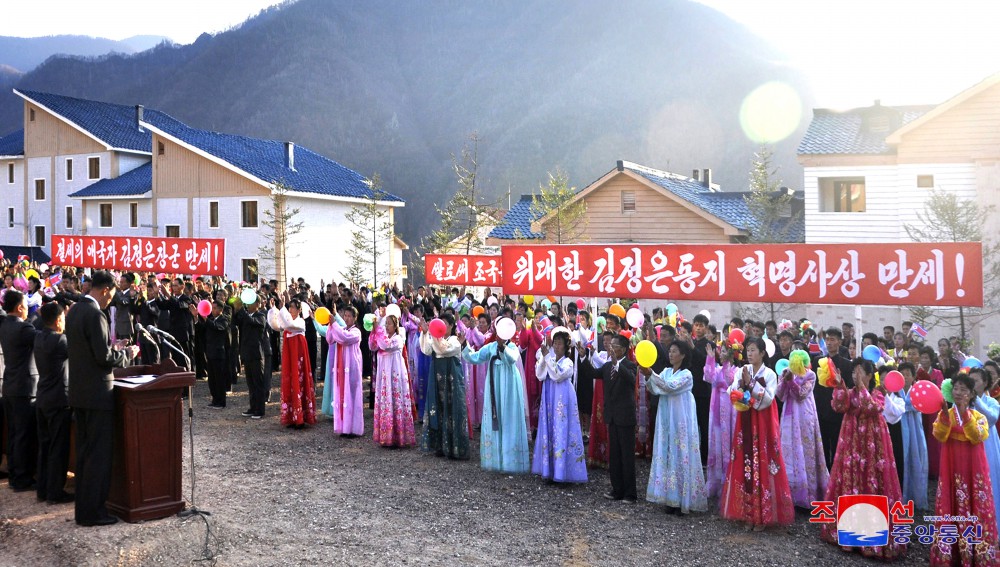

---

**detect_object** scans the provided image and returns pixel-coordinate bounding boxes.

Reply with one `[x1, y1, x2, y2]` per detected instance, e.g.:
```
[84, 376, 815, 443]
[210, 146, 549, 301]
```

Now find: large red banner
[500, 243, 983, 307]
[51, 235, 226, 276]
[425, 254, 502, 287]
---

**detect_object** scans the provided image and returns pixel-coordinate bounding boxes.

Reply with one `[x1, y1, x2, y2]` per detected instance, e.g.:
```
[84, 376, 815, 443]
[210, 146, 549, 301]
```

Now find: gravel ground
[1, 375, 934, 566]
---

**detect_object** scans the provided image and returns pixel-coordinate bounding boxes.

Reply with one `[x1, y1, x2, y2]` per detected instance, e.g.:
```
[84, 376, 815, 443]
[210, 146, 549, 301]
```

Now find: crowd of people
[1, 263, 999, 564]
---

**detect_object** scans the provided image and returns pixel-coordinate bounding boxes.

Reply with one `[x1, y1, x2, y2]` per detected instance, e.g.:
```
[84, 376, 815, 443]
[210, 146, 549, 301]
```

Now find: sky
[2, 0, 999, 110]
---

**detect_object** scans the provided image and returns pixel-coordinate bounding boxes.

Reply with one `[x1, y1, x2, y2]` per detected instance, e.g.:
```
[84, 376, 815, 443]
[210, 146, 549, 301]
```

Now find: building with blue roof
[0, 89, 407, 286]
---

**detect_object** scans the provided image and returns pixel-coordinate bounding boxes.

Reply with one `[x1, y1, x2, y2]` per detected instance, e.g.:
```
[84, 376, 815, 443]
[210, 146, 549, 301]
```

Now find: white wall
[119, 153, 148, 175]
[0, 158, 24, 245]
[82, 199, 153, 237]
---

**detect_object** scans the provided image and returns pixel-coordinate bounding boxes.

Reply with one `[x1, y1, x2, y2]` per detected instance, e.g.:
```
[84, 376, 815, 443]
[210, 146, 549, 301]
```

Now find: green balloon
[941, 378, 954, 404]
[363, 313, 376, 332]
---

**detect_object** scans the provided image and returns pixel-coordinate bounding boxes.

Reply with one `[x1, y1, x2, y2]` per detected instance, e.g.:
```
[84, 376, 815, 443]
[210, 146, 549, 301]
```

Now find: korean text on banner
[51, 235, 226, 276]
[425, 254, 502, 287]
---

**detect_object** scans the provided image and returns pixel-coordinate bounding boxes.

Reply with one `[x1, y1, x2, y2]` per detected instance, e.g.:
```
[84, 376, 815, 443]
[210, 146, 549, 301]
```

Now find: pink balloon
[626, 308, 644, 329]
[910, 381, 944, 414]
[428, 318, 447, 339]
[884, 370, 905, 393]
[575, 298, 586, 310]
[197, 299, 212, 317]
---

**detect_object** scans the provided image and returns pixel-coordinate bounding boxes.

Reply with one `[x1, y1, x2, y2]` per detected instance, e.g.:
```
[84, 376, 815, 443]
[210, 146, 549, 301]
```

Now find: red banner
[501, 243, 983, 307]
[425, 254, 502, 287]
[51, 235, 226, 276]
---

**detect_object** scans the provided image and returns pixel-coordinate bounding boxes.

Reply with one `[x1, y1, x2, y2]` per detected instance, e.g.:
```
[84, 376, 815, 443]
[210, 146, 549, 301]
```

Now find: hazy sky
[2, 0, 998, 109]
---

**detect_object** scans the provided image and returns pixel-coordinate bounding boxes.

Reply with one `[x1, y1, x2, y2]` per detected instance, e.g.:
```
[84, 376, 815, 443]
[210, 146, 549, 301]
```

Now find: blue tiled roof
[69, 162, 151, 198]
[142, 110, 404, 203]
[487, 194, 545, 240]
[797, 105, 933, 155]
[16, 90, 151, 153]
[0, 129, 23, 157]
[0, 245, 50, 263]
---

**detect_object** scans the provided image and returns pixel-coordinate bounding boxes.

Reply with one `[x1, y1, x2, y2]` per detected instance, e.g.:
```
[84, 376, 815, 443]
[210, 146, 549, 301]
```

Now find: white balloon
[495, 317, 516, 340]
[487, 296, 499, 306]
[240, 288, 258, 304]
[626, 307, 644, 329]
[698, 309, 711, 322]
[764, 337, 776, 358]
[385, 303, 401, 319]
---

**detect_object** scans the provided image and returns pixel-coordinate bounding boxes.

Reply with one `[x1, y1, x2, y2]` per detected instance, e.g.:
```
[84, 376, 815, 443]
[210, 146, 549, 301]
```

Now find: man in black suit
[202, 300, 230, 409]
[155, 278, 195, 370]
[66, 270, 137, 526]
[602, 333, 638, 502]
[233, 296, 269, 418]
[34, 301, 73, 503]
[687, 313, 712, 467]
[0, 289, 40, 491]
[814, 327, 854, 470]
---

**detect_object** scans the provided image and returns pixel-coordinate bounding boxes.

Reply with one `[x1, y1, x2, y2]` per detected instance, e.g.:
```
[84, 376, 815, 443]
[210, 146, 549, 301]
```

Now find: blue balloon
[862, 344, 882, 363]
[666, 303, 678, 316]
[775, 358, 790, 376]
[965, 356, 984, 369]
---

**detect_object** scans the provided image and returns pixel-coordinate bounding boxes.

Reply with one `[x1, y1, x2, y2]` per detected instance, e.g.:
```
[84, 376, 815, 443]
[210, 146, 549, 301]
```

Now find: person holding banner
[419, 314, 469, 460]
[532, 328, 588, 484]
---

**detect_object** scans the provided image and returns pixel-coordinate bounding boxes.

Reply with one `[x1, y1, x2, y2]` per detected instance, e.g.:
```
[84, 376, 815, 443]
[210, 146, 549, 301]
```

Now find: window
[157, 141, 165, 156]
[88, 157, 100, 180]
[242, 259, 258, 283]
[818, 177, 866, 213]
[7, 207, 13, 228]
[34, 179, 45, 201]
[34, 226, 45, 247]
[29, 108, 35, 122]
[99, 203, 113, 228]
[917, 174, 935, 188]
[129, 202, 138, 228]
[165, 225, 180, 238]
[65, 206, 73, 229]
[66, 158, 73, 181]
[209, 201, 219, 228]
[241, 200, 258, 228]
[621, 191, 636, 213]
[7, 163, 13, 184]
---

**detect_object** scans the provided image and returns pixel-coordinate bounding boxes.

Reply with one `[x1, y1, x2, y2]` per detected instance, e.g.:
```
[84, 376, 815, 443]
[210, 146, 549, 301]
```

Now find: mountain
[0, 0, 813, 253]
[0, 34, 171, 73]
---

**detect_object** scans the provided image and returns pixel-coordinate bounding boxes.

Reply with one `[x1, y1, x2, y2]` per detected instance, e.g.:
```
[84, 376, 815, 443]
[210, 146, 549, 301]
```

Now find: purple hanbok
[531, 352, 587, 483]
[775, 369, 829, 508]
[702, 359, 738, 499]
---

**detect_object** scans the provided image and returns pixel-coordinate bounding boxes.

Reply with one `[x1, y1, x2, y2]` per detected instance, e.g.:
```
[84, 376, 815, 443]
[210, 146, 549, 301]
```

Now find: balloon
[764, 337, 776, 358]
[728, 328, 746, 345]
[385, 303, 401, 320]
[619, 330, 632, 340]
[609, 303, 626, 318]
[941, 378, 954, 404]
[0, 249, 4, 259]
[197, 299, 212, 317]
[698, 309, 711, 322]
[575, 298, 586, 310]
[24, 269, 39, 280]
[314, 307, 331, 325]
[363, 313, 377, 332]
[428, 318, 447, 339]
[39, 263, 48, 272]
[775, 358, 790, 376]
[547, 296, 557, 303]
[227, 297, 236, 306]
[862, 344, 882, 363]
[540, 298, 552, 310]
[910, 381, 944, 414]
[884, 370, 905, 393]
[240, 288, 258, 305]
[487, 296, 498, 306]
[495, 317, 516, 341]
[965, 357, 984, 369]
[635, 340, 657, 368]
[626, 308, 644, 329]
[471, 305, 485, 318]
[523, 295, 535, 305]
[595, 316, 607, 333]
[666, 303, 678, 316]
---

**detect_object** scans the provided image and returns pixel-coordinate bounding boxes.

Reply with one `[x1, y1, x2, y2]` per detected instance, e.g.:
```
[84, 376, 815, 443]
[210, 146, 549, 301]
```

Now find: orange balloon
[609, 303, 626, 319]
[546, 295, 557, 303]
[471, 305, 485, 318]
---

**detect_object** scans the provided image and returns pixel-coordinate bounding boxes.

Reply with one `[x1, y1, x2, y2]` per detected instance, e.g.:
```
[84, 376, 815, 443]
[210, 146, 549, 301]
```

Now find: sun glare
[739, 81, 802, 144]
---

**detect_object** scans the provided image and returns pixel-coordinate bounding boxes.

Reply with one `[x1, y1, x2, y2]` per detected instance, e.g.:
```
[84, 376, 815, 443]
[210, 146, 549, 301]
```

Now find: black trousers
[74, 408, 113, 524]
[4, 395, 37, 489]
[244, 356, 266, 416]
[207, 356, 229, 406]
[263, 351, 273, 402]
[819, 416, 843, 471]
[607, 423, 637, 500]
[695, 395, 711, 467]
[36, 405, 72, 500]
[270, 332, 281, 371]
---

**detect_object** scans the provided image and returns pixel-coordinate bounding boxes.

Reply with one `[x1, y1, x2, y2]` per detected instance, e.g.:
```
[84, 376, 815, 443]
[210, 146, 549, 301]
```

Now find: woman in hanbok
[919, 346, 945, 478]
[775, 349, 829, 509]
[463, 314, 491, 430]
[702, 341, 740, 500]
[642, 340, 707, 513]
[462, 329, 530, 473]
[269, 297, 316, 429]
[519, 316, 544, 435]
[969, 367, 1000, 532]
[820, 358, 906, 560]
[369, 314, 416, 447]
[402, 304, 424, 419]
[532, 329, 588, 483]
[721, 337, 794, 530]
[326, 305, 364, 437]
[931, 372, 999, 565]
[420, 314, 469, 459]
[897, 362, 930, 511]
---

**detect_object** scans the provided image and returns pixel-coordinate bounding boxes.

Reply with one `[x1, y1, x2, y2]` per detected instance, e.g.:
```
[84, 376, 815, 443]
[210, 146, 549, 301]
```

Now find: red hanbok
[518, 327, 543, 432]
[931, 407, 999, 566]
[920, 366, 945, 478]
[280, 330, 316, 427]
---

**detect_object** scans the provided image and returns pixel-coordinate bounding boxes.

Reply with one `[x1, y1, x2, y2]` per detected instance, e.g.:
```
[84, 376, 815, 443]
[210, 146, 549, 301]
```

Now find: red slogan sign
[425, 254, 502, 287]
[51, 235, 226, 276]
[501, 243, 982, 307]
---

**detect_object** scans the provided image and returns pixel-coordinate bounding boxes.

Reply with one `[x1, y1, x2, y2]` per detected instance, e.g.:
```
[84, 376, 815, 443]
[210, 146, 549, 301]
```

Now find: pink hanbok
[702, 358, 738, 499]
[463, 326, 489, 429]
[369, 323, 416, 447]
[327, 319, 364, 436]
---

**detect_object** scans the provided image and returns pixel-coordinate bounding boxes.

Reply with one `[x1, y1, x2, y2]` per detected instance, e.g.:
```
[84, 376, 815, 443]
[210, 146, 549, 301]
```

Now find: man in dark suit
[202, 300, 230, 409]
[687, 313, 711, 467]
[602, 333, 638, 502]
[814, 327, 854, 470]
[34, 301, 73, 503]
[66, 270, 137, 526]
[233, 297, 268, 418]
[0, 289, 40, 491]
[155, 278, 195, 370]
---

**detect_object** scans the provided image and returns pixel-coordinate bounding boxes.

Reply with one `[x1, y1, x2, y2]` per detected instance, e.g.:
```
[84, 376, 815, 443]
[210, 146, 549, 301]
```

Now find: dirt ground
[1, 375, 934, 566]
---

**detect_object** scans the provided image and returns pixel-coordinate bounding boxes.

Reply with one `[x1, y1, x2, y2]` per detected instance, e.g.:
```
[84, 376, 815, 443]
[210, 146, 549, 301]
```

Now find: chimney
[702, 168, 712, 188]
[285, 141, 295, 171]
[616, 159, 624, 172]
[692, 169, 700, 182]
[135, 105, 144, 132]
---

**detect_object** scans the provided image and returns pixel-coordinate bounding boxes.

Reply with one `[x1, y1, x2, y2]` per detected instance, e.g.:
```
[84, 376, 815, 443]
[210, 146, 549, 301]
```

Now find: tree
[257, 180, 303, 288]
[529, 169, 588, 244]
[342, 172, 394, 288]
[904, 189, 1000, 345]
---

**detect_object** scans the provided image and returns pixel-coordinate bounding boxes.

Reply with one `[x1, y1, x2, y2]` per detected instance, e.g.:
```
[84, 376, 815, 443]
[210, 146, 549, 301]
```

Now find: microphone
[135, 322, 156, 343]
[147, 324, 180, 344]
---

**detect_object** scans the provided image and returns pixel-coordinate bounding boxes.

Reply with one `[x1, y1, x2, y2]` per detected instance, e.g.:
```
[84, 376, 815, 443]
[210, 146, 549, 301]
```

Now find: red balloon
[575, 298, 586, 310]
[728, 328, 746, 345]
[197, 299, 212, 317]
[883, 370, 905, 393]
[620, 330, 632, 340]
[428, 318, 447, 339]
[910, 381, 944, 414]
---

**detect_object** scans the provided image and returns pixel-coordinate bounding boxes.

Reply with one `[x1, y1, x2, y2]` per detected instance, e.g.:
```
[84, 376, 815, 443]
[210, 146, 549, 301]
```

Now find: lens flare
[739, 81, 802, 144]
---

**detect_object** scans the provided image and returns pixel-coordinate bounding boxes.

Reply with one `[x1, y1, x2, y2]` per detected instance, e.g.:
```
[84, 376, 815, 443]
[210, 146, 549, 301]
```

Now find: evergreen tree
[529, 169, 587, 244]
[257, 180, 303, 289]
[342, 172, 394, 287]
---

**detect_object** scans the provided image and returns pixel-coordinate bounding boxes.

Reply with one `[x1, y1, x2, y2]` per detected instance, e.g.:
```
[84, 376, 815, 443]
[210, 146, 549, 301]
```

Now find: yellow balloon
[24, 269, 39, 280]
[523, 294, 535, 305]
[314, 306, 331, 325]
[635, 340, 657, 368]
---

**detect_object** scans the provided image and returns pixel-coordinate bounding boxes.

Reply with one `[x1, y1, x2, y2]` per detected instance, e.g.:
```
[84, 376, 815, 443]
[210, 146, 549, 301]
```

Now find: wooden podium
[108, 360, 195, 522]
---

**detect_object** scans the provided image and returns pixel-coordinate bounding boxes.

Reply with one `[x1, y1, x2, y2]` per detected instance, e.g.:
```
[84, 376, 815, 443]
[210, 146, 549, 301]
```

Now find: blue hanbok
[900, 387, 929, 510]
[462, 341, 530, 473]
[532, 352, 587, 483]
[646, 367, 708, 512]
[974, 393, 1000, 531]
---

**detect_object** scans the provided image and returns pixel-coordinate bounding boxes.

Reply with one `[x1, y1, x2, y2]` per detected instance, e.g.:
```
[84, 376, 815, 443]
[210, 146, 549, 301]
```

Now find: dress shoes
[622, 497, 637, 504]
[47, 492, 75, 504]
[241, 410, 255, 417]
[11, 482, 37, 493]
[603, 492, 622, 501]
[77, 515, 118, 527]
